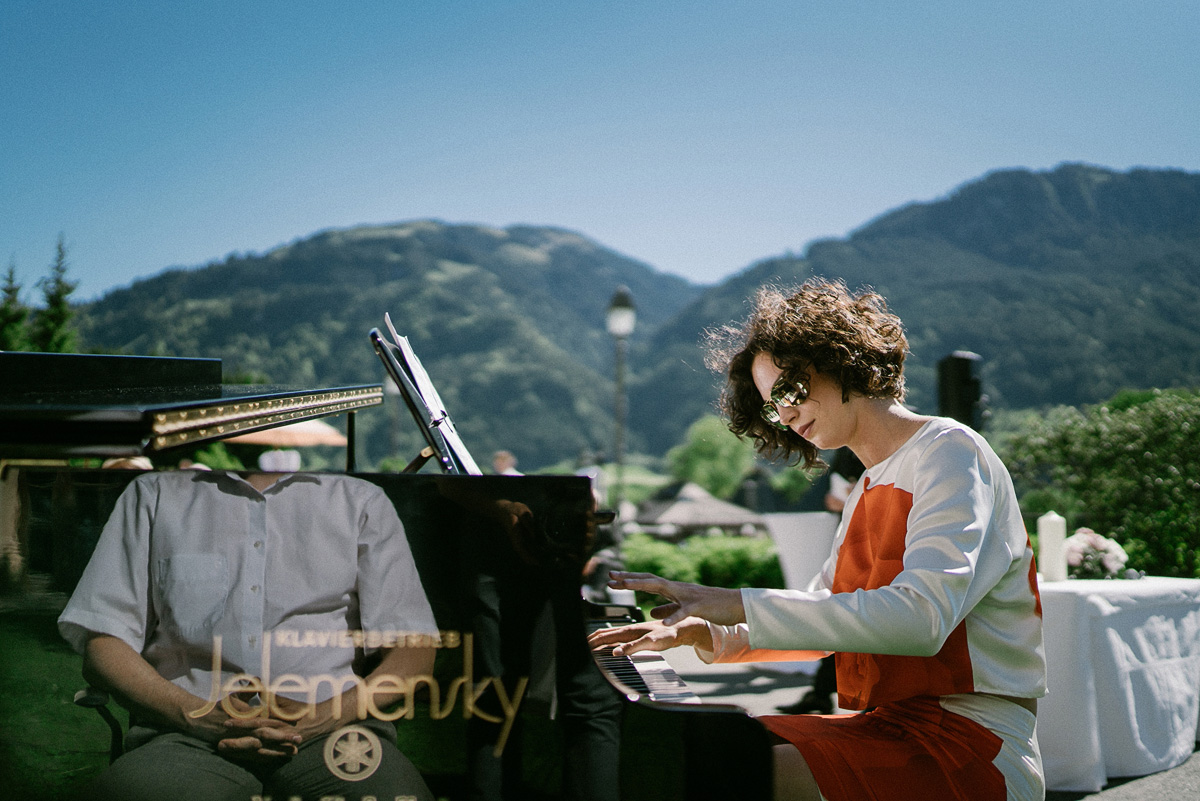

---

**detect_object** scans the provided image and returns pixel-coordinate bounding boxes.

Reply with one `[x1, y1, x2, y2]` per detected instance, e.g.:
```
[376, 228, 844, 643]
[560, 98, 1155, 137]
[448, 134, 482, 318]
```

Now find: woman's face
[751, 352, 854, 451]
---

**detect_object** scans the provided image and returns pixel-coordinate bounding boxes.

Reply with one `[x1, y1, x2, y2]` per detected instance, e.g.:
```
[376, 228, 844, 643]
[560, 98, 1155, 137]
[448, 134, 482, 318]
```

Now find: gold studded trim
[149, 386, 383, 451]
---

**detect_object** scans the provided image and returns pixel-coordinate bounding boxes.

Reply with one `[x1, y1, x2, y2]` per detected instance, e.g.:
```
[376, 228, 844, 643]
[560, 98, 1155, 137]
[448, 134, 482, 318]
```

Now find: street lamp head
[606, 285, 636, 339]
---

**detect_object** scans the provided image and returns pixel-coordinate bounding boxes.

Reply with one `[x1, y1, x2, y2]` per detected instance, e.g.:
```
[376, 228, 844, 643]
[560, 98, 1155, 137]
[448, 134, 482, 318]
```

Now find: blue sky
[3, 1, 1198, 301]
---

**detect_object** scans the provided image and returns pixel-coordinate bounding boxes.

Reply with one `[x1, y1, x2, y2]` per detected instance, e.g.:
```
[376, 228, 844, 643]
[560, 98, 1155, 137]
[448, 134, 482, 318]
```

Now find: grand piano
[0, 346, 772, 801]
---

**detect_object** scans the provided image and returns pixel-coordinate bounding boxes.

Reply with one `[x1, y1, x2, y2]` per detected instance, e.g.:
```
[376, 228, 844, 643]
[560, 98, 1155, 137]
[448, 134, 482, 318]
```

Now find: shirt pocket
[153, 554, 230, 642]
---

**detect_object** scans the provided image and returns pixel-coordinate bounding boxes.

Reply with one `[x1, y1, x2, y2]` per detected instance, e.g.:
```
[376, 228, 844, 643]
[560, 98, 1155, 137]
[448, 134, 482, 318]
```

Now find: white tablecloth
[1039, 576, 1200, 791]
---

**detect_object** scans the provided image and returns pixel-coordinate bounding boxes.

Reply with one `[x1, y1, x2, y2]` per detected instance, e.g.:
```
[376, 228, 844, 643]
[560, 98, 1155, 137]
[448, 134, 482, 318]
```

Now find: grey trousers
[84, 719, 434, 801]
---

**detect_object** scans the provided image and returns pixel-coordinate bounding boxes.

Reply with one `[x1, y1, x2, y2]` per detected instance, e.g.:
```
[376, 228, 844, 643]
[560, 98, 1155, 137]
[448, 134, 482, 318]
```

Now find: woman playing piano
[588, 278, 1045, 801]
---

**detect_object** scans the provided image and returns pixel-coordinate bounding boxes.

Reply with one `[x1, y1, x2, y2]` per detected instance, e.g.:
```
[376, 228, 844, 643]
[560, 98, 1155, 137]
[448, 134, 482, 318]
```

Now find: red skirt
[759, 696, 1007, 801]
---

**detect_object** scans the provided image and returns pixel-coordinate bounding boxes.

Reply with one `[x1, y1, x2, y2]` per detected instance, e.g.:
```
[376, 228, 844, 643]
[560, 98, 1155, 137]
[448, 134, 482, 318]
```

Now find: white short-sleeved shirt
[59, 470, 438, 703]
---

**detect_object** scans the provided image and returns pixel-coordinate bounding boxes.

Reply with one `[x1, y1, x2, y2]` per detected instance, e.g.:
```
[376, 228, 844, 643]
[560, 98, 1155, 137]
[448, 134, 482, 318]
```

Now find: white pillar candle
[1038, 511, 1068, 582]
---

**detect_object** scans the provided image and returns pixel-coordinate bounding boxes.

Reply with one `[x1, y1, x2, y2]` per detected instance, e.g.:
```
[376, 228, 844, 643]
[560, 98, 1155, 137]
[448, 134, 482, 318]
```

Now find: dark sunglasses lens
[761, 403, 788, 430]
[774, 386, 806, 407]
[761, 378, 806, 430]
[772, 378, 808, 407]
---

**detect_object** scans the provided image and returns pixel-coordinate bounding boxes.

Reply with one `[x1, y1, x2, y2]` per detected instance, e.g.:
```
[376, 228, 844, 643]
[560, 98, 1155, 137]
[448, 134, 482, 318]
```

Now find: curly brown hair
[705, 278, 909, 468]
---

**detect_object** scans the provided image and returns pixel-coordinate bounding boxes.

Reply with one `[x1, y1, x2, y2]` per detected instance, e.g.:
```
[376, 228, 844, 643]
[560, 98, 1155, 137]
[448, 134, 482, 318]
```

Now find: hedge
[620, 532, 785, 601]
[1003, 389, 1200, 579]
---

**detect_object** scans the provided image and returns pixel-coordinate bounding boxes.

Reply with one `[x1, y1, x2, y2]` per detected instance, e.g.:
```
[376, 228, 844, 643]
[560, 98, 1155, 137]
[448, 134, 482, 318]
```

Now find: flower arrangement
[1064, 527, 1130, 579]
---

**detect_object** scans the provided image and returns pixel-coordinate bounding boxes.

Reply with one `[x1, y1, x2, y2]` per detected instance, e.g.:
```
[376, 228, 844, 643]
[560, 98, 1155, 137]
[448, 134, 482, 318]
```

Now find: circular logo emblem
[323, 724, 383, 782]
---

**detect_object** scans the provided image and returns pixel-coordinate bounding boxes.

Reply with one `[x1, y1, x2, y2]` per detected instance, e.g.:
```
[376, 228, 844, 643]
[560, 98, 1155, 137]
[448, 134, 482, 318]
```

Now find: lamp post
[606, 286, 636, 515]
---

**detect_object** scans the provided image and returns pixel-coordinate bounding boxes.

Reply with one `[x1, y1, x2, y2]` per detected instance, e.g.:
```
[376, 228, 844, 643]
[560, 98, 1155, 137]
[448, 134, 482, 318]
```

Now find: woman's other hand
[606, 571, 746, 626]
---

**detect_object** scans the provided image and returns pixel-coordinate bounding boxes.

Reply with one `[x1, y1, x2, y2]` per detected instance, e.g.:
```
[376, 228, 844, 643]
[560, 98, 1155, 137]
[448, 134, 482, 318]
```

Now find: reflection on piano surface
[584, 603, 774, 801]
[8, 468, 772, 800]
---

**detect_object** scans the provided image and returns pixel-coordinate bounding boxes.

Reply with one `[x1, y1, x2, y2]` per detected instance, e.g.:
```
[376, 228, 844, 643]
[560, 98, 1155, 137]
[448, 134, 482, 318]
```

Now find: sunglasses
[761, 375, 809, 430]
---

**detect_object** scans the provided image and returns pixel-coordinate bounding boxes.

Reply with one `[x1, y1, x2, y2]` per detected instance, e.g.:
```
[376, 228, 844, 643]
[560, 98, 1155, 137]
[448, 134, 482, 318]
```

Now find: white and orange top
[702, 417, 1047, 710]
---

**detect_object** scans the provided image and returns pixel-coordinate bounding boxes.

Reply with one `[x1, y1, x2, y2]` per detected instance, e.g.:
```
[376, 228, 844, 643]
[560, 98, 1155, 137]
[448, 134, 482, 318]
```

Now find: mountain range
[75, 163, 1200, 470]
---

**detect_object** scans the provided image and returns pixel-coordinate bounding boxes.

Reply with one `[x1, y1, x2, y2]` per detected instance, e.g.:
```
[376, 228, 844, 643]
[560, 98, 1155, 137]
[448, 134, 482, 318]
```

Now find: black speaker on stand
[937, 350, 988, 431]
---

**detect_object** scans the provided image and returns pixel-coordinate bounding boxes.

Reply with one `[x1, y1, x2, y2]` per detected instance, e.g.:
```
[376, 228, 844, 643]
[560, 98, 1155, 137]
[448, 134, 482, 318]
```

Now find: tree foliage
[1003, 390, 1200, 578]
[0, 260, 29, 351]
[666, 415, 756, 499]
[2, 237, 79, 353]
[769, 466, 815, 506]
[28, 235, 78, 353]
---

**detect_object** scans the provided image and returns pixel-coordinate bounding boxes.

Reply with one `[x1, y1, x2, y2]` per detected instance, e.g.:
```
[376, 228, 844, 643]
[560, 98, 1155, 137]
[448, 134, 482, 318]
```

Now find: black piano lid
[0, 351, 382, 458]
[0, 383, 383, 458]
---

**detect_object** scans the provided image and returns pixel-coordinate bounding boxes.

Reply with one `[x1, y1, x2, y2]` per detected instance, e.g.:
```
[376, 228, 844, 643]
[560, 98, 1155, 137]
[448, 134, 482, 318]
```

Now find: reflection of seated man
[436, 473, 622, 801]
[58, 469, 439, 801]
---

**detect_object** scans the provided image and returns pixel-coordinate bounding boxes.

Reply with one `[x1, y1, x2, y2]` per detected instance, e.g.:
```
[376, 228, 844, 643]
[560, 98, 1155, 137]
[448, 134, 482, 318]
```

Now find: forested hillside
[77, 164, 1200, 469]
[78, 222, 702, 468]
[634, 164, 1200, 454]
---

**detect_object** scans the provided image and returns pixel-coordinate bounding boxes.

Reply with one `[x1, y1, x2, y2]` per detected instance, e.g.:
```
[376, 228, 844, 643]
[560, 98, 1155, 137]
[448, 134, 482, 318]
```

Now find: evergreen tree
[29, 234, 78, 353]
[0, 259, 29, 351]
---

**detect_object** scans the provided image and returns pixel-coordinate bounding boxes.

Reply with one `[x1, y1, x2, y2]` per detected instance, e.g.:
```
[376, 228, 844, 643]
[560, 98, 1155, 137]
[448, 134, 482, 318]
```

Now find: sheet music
[385, 314, 446, 422]
[380, 314, 482, 475]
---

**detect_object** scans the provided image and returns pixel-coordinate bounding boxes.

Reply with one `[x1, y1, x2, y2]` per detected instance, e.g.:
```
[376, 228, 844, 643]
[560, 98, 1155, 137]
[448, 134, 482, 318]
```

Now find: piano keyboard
[588, 619, 700, 704]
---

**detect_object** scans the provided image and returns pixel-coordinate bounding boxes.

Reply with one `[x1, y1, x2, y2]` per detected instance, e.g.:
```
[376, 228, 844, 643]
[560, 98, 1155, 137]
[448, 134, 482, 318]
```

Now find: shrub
[620, 531, 785, 605]
[1003, 390, 1200, 578]
[684, 535, 786, 590]
[620, 533, 700, 585]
